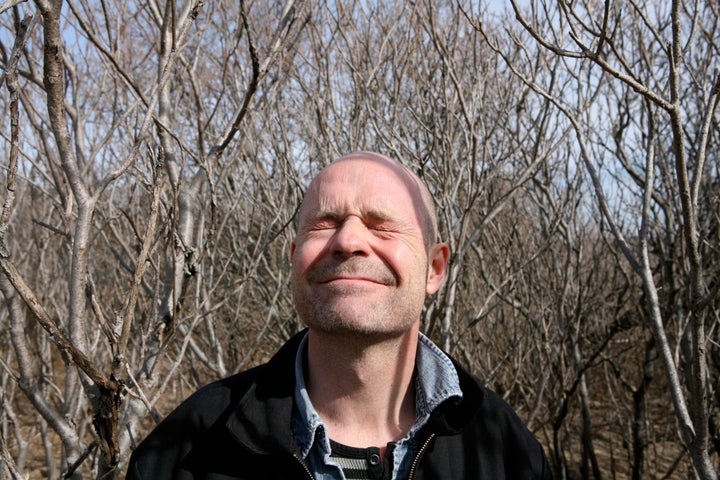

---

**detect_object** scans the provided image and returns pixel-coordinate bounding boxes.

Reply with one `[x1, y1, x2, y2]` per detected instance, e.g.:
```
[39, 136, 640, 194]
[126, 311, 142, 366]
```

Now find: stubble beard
[291, 258, 427, 340]
[304, 296, 412, 338]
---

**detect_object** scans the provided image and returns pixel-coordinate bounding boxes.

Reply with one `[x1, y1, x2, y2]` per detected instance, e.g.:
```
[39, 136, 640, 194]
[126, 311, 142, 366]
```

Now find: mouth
[319, 276, 387, 285]
[306, 260, 398, 287]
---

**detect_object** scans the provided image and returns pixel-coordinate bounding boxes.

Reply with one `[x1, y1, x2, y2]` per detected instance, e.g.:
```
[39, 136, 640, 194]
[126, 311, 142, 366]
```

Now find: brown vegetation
[0, 1, 717, 479]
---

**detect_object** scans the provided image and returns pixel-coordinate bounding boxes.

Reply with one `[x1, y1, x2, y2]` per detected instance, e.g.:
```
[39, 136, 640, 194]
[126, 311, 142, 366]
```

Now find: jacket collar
[225, 330, 307, 456]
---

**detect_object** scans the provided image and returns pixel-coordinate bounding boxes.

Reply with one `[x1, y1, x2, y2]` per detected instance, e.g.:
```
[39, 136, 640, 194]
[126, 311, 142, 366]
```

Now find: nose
[330, 217, 370, 257]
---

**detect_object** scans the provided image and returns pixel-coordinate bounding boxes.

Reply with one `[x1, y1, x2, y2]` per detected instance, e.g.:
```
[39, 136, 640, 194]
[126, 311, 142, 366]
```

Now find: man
[126, 151, 552, 479]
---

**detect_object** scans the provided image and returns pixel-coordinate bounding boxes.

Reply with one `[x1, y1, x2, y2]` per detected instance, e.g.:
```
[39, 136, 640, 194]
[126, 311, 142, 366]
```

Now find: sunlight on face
[290, 153, 448, 339]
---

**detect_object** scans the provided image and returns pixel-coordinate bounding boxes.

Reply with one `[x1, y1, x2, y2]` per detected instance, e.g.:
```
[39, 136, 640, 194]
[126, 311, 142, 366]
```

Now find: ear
[290, 239, 297, 263]
[426, 242, 449, 295]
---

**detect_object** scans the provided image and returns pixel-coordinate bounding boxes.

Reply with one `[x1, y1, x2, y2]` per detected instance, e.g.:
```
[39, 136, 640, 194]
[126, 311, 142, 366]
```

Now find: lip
[319, 276, 385, 285]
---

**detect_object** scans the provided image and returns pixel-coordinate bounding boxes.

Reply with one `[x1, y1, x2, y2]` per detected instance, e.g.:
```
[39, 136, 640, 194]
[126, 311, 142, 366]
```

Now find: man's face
[290, 155, 448, 338]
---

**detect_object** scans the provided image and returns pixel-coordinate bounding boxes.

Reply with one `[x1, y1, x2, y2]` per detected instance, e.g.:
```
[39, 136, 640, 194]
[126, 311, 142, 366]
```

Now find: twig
[62, 441, 98, 479]
[1, 14, 37, 258]
[0, 0, 27, 17]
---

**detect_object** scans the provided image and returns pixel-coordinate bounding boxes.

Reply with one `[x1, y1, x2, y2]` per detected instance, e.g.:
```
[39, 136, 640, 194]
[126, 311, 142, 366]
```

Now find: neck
[305, 327, 419, 449]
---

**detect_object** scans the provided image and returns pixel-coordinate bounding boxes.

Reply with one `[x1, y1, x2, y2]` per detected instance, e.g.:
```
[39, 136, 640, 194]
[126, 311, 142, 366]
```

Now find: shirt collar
[292, 333, 330, 458]
[413, 332, 463, 418]
[291, 331, 463, 460]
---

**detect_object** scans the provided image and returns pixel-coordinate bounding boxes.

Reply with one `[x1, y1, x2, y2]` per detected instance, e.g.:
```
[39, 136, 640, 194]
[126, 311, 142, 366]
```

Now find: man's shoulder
[453, 361, 532, 430]
[130, 363, 268, 454]
[137, 332, 304, 427]
[166, 363, 266, 421]
[437, 358, 544, 448]
[429, 362, 553, 479]
[155, 330, 306, 425]
[125, 333, 306, 480]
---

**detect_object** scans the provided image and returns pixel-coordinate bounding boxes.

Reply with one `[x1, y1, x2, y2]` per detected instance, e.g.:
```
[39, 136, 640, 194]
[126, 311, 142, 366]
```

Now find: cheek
[292, 237, 328, 272]
[379, 242, 428, 280]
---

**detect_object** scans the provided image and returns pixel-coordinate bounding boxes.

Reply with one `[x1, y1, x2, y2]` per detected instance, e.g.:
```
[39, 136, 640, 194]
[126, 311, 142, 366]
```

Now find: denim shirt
[291, 332, 463, 480]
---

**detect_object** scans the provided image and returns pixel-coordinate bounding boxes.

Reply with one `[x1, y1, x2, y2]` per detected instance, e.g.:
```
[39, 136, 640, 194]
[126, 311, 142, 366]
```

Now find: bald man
[126, 152, 552, 480]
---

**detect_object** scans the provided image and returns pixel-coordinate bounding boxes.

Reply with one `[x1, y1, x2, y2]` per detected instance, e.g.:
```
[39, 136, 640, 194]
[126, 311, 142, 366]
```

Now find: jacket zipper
[294, 453, 316, 480]
[407, 432, 436, 480]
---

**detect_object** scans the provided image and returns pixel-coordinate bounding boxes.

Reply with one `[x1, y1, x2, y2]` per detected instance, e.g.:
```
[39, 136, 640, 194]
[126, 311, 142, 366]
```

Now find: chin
[306, 314, 414, 340]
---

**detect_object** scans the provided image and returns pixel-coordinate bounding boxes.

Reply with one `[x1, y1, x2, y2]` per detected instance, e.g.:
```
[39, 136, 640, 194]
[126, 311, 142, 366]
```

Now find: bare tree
[4, 0, 715, 478]
[0, 0, 306, 477]
[474, 0, 719, 478]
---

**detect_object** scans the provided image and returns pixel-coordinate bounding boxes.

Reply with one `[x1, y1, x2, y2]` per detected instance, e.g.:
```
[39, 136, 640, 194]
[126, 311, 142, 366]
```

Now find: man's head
[290, 152, 449, 339]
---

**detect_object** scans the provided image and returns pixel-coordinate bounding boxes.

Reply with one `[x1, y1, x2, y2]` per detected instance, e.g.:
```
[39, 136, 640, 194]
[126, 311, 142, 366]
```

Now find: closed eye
[310, 220, 339, 231]
[365, 215, 401, 233]
[366, 220, 401, 236]
[368, 223, 393, 232]
[305, 213, 343, 231]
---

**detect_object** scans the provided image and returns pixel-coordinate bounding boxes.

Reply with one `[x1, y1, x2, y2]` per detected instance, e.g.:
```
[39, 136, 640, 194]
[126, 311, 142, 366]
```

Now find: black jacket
[126, 331, 553, 479]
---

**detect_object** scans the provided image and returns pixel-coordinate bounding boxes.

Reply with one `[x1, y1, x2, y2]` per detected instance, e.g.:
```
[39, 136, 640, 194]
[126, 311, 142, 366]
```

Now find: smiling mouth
[307, 260, 398, 286]
[320, 276, 386, 285]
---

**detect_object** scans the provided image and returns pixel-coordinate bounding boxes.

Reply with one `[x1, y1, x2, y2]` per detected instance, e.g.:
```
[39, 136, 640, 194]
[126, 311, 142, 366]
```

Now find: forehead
[299, 158, 424, 224]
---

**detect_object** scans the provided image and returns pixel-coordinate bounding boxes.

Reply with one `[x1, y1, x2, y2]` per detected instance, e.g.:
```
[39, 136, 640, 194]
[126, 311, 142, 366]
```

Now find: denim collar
[291, 331, 463, 461]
